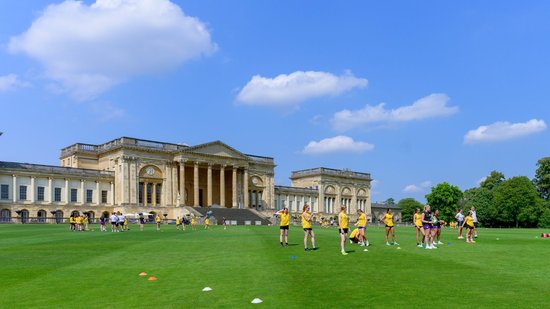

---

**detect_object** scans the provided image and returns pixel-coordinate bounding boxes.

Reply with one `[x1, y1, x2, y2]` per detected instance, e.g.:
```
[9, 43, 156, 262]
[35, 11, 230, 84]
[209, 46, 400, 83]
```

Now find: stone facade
[0, 137, 372, 223]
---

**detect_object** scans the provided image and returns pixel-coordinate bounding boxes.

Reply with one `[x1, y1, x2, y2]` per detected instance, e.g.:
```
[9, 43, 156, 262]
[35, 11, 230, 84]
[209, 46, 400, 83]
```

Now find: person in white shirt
[455, 209, 465, 239]
[470, 206, 478, 238]
[117, 213, 125, 232]
[110, 213, 118, 232]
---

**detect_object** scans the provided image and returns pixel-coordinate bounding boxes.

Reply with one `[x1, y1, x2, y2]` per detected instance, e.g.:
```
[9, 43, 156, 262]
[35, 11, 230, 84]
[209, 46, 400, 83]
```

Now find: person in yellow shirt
[338, 206, 349, 255]
[84, 215, 89, 231]
[176, 217, 181, 230]
[301, 204, 316, 251]
[204, 217, 210, 230]
[462, 211, 475, 244]
[349, 228, 360, 243]
[155, 215, 161, 231]
[75, 215, 83, 232]
[69, 215, 75, 231]
[355, 209, 369, 247]
[414, 208, 424, 247]
[191, 217, 196, 230]
[383, 209, 398, 246]
[277, 207, 290, 247]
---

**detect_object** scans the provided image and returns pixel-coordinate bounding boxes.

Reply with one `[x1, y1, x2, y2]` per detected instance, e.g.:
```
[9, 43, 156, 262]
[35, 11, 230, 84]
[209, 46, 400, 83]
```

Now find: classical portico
[58, 137, 276, 211]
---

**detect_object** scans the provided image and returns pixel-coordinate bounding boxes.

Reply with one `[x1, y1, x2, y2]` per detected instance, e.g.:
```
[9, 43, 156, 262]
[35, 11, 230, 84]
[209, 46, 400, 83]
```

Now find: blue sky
[1, 1, 549, 203]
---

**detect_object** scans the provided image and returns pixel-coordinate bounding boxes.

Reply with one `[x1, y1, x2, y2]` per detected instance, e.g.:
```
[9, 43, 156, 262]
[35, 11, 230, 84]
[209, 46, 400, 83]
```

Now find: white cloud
[331, 93, 458, 131]
[9, 0, 216, 100]
[236, 70, 368, 106]
[464, 119, 547, 144]
[0, 74, 27, 92]
[403, 181, 432, 193]
[302, 135, 374, 155]
[403, 185, 422, 193]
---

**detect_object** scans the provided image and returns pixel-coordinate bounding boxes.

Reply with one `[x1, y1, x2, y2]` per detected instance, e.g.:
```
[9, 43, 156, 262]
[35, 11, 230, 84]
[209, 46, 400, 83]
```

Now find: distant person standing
[421, 205, 435, 249]
[433, 209, 445, 245]
[222, 217, 227, 230]
[277, 208, 290, 247]
[191, 217, 196, 230]
[383, 209, 398, 246]
[139, 214, 145, 231]
[155, 214, 161, 231]
[204, 217, 210, 230]
[470, 206, 479, 238]
[110, 212, 118, 232]
[414, 208, 424, 247]
[338, 206, 349, 255]
[301, 204, 316, 251]
[462, 211, 475, 243]
[99, 216, 106, 232]
[455, 209, 465, 239]
[176, 217, 182, 230]
[356, 209, 369, 247]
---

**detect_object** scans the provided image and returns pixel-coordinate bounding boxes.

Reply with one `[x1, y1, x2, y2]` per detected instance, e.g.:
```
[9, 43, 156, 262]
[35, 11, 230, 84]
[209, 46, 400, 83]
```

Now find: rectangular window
[37, 186, 45, 201]
[71, 188, 78, 203]
[0, 184, 8, 200]
[19, 185, 27, 200]
[54, 188, 62, 202]
[155, 184, 161, 204]
[101, 190, 108, 204]
[86, 189, 93, 203]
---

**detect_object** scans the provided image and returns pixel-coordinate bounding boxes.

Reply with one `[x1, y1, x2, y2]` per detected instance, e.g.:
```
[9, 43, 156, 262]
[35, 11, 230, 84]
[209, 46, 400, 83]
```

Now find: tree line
[397, 157, 550, 228]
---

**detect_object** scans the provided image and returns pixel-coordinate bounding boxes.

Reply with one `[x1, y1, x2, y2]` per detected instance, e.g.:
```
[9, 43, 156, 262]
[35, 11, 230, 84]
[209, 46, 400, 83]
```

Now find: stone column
[243, 168, 249, 208]
[65, 179, 70, 204]
[96, 181, 100, 205]
[232, 167, 237, 208]
[143, 182, 147, 206]
[12, 175, 16, 203]
[80, 180, 85, 205]
[207, 163, 212, 206]
[194, 162, 199, 206]
[48, 177, 52, 203]
[351, 186, 358, 214]
[110, 182, 114, 205]
[179, 160, 186, 206]
[220, 165, 225, 207]
[152, 183, 157, 207]
[30, 176, 35, 203]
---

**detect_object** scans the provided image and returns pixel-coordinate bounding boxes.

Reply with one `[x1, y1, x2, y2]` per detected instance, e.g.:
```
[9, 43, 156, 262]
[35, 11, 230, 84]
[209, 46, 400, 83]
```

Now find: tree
[534, 157, 550, 200]
[479, 170, 505, 190]
[425, 182, 463, 223]
[397, 198, 423, 223]
[492, 176, 544, 227]
[385, 198, 395, 205]
[462, 187, 496, 227]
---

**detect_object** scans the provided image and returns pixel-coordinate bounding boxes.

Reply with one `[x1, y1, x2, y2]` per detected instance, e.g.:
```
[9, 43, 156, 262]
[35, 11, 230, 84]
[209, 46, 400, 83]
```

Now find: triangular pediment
[184, 141, 249, 159]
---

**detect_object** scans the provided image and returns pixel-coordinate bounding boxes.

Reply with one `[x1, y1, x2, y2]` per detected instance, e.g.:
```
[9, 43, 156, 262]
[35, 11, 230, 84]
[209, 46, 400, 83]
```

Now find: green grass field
[1, 224, 549, 308]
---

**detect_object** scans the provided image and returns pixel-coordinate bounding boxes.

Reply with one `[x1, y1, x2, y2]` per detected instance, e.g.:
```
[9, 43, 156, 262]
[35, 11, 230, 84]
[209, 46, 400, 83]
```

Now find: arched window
[37, 209, 47, 223]
[1, 209, 11, 223]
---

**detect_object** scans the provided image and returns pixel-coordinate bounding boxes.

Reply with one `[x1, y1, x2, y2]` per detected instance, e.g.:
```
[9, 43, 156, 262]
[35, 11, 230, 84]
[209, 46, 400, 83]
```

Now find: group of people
[455, 206, 479, 243]
[277, 205, 376, 255]
[277, 204, 481, 255]
[68, 213, 89, 231]
[106, 212, 128, 232]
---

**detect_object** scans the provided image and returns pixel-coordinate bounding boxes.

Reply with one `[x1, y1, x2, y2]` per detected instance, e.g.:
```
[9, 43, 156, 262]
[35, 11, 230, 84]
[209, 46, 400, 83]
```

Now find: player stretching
[277, 208, 290, 246]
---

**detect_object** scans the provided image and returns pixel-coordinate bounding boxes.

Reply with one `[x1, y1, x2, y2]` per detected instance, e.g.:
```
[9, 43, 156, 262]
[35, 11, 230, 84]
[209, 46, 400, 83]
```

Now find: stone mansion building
[0, 137, 372, 223]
